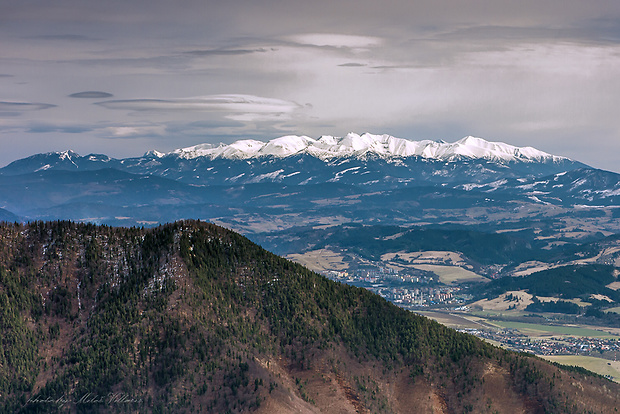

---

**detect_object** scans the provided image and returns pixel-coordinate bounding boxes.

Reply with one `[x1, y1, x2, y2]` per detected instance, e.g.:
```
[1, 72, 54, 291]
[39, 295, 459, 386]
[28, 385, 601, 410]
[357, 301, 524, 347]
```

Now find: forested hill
[0, 221, 618, 413]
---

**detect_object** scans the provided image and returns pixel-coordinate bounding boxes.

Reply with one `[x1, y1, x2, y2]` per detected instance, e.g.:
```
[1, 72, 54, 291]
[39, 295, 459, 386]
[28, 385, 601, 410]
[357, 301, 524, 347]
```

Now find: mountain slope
[0, 220, 618, 413]
[0, 164, 617, 237]
[0, 207, 19, 223]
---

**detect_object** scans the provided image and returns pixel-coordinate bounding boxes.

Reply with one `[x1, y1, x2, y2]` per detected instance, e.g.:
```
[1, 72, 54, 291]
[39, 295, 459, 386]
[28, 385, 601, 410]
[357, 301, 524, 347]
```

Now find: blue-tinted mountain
[1, 133, 617, 232]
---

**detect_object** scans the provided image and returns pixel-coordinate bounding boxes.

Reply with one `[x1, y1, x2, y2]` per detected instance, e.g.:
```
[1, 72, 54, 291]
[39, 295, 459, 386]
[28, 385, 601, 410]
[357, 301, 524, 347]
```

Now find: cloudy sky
[2, 0, 620, 171]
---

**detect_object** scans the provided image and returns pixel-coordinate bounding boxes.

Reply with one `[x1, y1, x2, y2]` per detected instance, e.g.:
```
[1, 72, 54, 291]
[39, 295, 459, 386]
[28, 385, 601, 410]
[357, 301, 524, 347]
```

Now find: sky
[1, 0, 620, 172]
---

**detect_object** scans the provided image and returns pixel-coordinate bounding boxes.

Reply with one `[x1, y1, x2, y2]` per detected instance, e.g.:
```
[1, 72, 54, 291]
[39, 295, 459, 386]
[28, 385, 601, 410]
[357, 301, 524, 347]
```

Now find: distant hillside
[253, 223, 589, 270]
[479, 264, 620, 302]
[0, 207, 18, 223]
[0, 221, 618, 413]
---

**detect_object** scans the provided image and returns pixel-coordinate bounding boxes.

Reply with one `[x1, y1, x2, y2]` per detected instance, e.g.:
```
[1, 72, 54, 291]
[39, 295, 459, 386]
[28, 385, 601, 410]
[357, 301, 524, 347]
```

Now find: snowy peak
[48, 149, 80, 161]
[449, 136, 553, 161]
[153, 133, 566, 163]
[259, 135, 315, 157]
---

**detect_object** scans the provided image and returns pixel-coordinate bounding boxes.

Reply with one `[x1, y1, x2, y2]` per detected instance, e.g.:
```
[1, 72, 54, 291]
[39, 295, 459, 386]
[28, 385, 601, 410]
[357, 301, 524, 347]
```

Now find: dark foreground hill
[0, 221, 618, 413]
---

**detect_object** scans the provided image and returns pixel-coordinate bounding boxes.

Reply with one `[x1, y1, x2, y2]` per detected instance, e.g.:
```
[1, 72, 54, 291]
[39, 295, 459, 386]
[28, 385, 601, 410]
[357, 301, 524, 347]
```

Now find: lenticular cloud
[69, 91, 114, 99]
[96, 94, 300, 114]
[0, 101, 56, 112]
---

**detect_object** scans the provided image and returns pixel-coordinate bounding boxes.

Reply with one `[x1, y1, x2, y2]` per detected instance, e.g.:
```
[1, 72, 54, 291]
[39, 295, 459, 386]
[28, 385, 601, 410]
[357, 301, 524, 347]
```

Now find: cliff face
[0, 220, 618, 413]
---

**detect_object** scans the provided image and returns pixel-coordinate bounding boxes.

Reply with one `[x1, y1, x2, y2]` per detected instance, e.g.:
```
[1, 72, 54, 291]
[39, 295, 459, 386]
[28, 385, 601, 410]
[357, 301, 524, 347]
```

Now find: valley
[278, 229, 620, 383]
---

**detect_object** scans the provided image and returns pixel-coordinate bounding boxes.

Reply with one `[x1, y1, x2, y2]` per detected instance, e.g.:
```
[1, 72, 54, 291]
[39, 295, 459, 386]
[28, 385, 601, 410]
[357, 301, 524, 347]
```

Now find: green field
[540, 355, 620, 383]
[489, 321, 618, 338]
[605, 306, 620, 314]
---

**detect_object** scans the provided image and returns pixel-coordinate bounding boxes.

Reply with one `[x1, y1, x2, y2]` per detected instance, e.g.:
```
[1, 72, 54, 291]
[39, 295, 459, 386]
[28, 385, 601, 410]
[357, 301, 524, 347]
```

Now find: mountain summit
[154, 133, 565, 162]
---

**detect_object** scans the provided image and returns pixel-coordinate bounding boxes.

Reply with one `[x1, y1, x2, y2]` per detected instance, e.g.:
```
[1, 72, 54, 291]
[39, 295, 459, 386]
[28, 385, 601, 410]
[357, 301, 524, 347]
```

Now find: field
[411, 264, 488, 284]
[421, 311, 620, 382]
[605, 306, 620, 314]
[285, 248, 490, 286]
[380, 251, 469, 266]
[415, 311, 486, 330]
[286, 249, 348, 272]
[540, 355, 620, 382]
[471, 291, 534, 312]
[488, 321, 618, 338]
[422, 311, 619, 339]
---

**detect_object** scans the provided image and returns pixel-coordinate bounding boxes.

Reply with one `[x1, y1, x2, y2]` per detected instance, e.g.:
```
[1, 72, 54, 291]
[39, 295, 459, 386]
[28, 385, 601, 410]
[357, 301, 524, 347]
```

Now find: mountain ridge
[0, 134, 587, 189]
[2, 134, 569, 166]
[157, 133, 569, 162]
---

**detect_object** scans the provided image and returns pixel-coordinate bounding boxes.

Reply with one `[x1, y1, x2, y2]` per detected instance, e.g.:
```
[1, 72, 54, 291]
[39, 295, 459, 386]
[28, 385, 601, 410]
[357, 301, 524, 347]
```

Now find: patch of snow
[485, 179, 508, 190]
[336, 166, 362, 175]
[461, 183, 486, 191]
[598, 188, 620, 197]
[528, 196, 549, 204]
[247, 169, 285, 183]
[35, 164, 52, 172]
[517, 180, 549, 190]
[227, 173, 246, 182]
[571, 178, 588, 188]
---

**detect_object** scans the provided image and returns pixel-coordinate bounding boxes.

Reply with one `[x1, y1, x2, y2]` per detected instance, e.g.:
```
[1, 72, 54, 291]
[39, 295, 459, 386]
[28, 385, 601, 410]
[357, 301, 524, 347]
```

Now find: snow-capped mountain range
[0, 134, 583, 190]
[152, 133, 563, 163]
[1, 133, 618, 230]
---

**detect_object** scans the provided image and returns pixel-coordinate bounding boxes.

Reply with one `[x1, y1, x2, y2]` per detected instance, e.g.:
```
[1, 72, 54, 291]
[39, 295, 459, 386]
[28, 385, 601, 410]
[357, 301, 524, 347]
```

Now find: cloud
[69, 91, 114, 99]
[338, 63, 366, 67]
[184, 48, 270, 56]
[96, 94, 302, 115]
[27, 34, 100, 42]
[0, 101, 56, 112]
[101, 125, 168, 138]
[434, 23, 620, 47]
[26, 123, 94, 134]
[287, 33, 382, 48]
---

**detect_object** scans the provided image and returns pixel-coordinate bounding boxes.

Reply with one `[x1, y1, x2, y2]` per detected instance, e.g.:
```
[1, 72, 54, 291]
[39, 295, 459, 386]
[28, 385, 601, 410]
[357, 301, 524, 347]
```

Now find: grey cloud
[96, 95, 302, 114]
[371, 65, 416, 70]
[576, 17, 620, 44]
[26, 123, 94, 134]
[63, 55, 187, 70]
[184, 48, 270, 56]
[0, 101, 56, 112]
[0, 74, 14, 78]
[27, 34, 100, 42]
[435, 22, 620, 46]
[69, 91, 114, 99]
[338, 63, 366, 67]
[167, 120, 246, 132]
